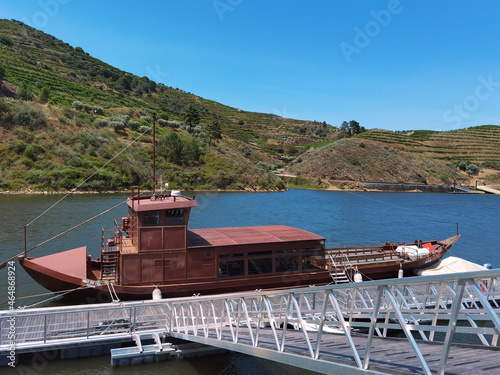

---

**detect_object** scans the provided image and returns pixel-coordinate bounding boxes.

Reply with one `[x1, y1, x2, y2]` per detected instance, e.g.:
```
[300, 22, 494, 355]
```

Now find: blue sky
[2, 1, 500, 131]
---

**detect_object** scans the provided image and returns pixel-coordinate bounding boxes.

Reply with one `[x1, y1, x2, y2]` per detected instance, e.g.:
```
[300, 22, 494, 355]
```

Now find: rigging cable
[0, 125, 153, 270]
[25, 125, 154, 228]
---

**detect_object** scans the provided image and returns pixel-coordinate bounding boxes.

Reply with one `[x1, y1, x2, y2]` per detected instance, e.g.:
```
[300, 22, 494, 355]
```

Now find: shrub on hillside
[8, 102, 46, 130]
[93, 118, 108, 128]
[72, 101, 84, 111]
[110, 121, 126, 132]
[127, 120, 140, 131]
[92, 106, 105, 115]
[0, 98, 10, 116]
[8, 140, 27, 154]
[165, 120, 181, 128]
[139, 125, 152, 134]
[157, 119, 169, 127]
[110, 114, 129, 124]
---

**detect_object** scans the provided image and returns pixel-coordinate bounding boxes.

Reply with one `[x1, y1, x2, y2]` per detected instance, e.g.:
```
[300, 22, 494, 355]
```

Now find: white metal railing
[2, 269, 500, 374]
[165, 270, 500, 375]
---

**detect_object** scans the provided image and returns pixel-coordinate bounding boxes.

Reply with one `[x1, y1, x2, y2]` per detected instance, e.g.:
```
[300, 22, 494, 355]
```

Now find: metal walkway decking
[2, 269, 500, 374]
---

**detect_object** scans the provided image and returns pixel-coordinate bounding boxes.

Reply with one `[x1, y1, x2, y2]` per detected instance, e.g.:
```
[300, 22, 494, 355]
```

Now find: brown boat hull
[19, 255, 332, 302]
[19, 234, 460, 302]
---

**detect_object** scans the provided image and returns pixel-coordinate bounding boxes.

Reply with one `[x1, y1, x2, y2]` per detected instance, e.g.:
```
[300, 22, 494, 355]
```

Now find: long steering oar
[0, 199, 127, 270]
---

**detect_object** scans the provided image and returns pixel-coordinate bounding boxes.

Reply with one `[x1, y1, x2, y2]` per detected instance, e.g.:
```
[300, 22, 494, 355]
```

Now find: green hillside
[1, 19, 499, 193]
[0, 19, 338, 192]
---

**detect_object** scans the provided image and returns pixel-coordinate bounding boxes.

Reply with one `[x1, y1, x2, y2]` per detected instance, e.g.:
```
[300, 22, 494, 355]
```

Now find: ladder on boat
[101, 251, 119, 282]
[101, 228, 120, 282]
[326, 254, 351, 284]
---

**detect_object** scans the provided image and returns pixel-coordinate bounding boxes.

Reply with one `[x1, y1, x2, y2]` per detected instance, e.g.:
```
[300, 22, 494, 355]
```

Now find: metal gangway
[2, 270, 500, 374]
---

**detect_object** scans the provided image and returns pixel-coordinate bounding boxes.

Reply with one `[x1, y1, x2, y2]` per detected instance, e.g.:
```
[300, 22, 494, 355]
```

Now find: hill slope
[0, 19, 337, 192]
[1, 19, 499, 193]
[286, 138, 460, 189]
[356, 127, 500, 165]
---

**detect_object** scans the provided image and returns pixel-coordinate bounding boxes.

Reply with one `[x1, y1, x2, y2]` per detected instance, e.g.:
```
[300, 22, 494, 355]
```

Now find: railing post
[437, 278, 467, 375]
[43, 314, 47, 343]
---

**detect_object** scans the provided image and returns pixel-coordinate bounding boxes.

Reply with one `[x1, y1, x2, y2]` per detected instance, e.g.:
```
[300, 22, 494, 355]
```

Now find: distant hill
[356, 127, 500, 165]
[286, 138, 460, 189]
[1, 19, 499, 192]
[284, 128, 500, 190]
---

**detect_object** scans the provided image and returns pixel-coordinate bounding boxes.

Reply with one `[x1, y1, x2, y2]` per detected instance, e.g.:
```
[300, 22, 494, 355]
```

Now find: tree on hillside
[17, 81, 33, 101]
[0, 98, 8, 116]
[39, 86, 50, 103]
[340, 121, 350, 138]
[158, 131, 183, 164]
[349, 120, 360, 134]
[184, 103, 200, 127]
[0, 64, 5, 83]
[340, 120, 365, 137]
[206, 120, 222, 145]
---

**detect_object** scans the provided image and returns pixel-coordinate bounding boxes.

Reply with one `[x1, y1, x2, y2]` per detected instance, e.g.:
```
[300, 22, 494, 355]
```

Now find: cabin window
[301, 248, 325, 271]
[165, 209, 184, 225]
[218, 253, 244, 278]
[275, 249, 299, 273]
[248, 251, 273, 275]
[143, 211, 160, 226]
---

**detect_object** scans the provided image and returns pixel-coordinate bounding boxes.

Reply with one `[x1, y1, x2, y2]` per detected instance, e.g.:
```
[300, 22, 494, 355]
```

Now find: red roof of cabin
[187, 225, 324, 248]
[127, 195, 198, 212]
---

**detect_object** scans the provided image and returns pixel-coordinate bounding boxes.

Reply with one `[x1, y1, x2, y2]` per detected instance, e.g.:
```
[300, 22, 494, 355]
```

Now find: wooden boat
[17, 185, 460, 301]
[15, 117, 460, 302]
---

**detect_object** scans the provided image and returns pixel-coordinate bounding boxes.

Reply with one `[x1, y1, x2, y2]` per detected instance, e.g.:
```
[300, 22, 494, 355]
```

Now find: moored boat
[17, 187, 460, 301]
[13, 116, 460, 302]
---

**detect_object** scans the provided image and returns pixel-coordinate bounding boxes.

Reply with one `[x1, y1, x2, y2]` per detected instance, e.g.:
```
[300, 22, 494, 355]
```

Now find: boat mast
[152, 113, 157, 198]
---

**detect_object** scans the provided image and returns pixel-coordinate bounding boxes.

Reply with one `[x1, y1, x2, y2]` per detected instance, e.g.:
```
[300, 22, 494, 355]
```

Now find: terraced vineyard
[356, 126, 500, 164]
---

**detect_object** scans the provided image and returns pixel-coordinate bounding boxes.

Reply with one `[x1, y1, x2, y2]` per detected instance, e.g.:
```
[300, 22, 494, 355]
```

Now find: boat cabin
[100, 190, 327, 292]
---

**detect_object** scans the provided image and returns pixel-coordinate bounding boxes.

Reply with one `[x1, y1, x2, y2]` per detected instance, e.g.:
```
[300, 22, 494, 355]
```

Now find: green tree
[349, 120, 360, 134]
[340, 121, 349, 138]
[0, 98, 9, 116]
[0, 64, 5, 82]
[183, 138, 202, 163]
[206, 120, 222, 145]
[39, 86, 50, 103]
[17, 81, 33, 101]
[184, 103, 200, 127]
[158, 131, 183, 164]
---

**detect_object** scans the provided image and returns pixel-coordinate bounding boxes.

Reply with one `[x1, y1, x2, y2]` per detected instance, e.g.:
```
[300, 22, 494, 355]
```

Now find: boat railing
[326, 251, 354, 283]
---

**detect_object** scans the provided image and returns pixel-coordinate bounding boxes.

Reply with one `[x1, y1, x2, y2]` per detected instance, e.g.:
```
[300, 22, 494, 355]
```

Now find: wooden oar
[0, 199, 127, 270]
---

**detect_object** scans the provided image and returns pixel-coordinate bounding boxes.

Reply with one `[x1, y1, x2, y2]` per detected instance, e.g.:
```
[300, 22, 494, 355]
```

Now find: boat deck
[120, 237, 138, 254]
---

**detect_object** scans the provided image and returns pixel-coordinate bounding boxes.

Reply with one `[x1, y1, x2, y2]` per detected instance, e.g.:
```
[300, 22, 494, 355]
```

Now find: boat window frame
[247, 250, 273, 276]
[142, 211, 160, 226]
[165, 209, 185, 225]
[301, 247, 325, 271]
[218, 253, 245, 278]
[275, 249, 299, 274]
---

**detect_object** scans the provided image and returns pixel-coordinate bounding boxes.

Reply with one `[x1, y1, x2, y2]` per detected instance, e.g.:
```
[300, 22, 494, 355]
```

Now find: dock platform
[2, 269, 500, 374]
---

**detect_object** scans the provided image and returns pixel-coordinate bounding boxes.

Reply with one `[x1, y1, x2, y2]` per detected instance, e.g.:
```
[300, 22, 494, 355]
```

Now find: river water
[1, 189, 499, 374]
